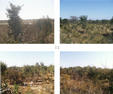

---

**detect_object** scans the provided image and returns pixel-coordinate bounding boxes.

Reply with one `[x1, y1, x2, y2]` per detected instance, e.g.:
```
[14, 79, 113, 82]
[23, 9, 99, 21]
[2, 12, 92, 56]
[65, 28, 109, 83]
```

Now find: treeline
[1, 62, 54, 85]
[60, 16, 113, 25]
[60, 66, 113, 94]
[0, 3, 54, 43]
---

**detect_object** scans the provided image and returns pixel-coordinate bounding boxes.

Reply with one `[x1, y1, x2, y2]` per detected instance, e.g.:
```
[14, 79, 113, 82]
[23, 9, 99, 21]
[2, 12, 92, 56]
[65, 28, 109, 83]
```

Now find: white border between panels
[55, 0, 60, 45]
[60, 44, 113, 51]
[55, 50, 60, 94]
[0, 44, 55, 51]
[54, 0, 60, 93]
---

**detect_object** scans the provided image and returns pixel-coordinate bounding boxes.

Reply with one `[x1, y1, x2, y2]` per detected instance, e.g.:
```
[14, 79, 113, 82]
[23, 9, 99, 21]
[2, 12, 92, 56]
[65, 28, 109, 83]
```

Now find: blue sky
[61, 0, 113, 20]
[0, 51, 54, 67]
[0, 0, 54, 20]
[60, 52, 113, 68]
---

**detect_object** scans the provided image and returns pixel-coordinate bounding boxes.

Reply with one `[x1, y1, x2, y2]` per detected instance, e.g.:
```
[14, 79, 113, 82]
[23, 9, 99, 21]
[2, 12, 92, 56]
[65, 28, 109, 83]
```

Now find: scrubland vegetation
[60, 66, 113, 94]
[60, 16, 113, 43]
[0, 3, 54, 43]
[0, 62, 54, 94]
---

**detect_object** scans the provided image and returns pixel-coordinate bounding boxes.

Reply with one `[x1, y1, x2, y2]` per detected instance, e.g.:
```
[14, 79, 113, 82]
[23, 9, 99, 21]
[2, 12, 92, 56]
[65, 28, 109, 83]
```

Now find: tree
[6, 3, 22, 42]
[70, 16, 78, 23]
[80, 16, 88, 29]
[36, 17, 53, 43]
[80, 16, 88, 22]
[62, 19, 68, 24]
[7, 67, 24, 85]
[48, 65, 54, 73]
[110, 17, 113, 24]
[0, 62, 7, 75]
[108, 69, 113, 93]
[36, 62, 40, 67]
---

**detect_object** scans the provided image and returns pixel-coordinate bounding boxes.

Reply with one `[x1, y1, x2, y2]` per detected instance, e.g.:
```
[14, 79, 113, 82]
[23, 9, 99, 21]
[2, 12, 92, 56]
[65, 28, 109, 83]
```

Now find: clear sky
[61, 0, 113, 20]
[0, 0, 54, 20]
[0, 51, 54, 67]
[61, 52, 113, 69]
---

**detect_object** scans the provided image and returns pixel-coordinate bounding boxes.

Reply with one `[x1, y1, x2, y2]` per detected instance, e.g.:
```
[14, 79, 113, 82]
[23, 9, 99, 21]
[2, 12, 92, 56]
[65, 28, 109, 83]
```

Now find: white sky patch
[60, 52, 113, 69]
[0, 51, 54, 67]
[0, 0, 54, 20]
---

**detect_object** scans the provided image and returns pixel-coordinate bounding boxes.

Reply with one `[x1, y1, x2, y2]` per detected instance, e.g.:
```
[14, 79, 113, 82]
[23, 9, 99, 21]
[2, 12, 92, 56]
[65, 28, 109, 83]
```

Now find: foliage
[79, 16, 87, 29]
[6, 3, 22, 42]
[0, 3, 54, 43]
[0, 62, 7, 75]
[61, 16, 113, 43]
[110, 17, 113, 24]
[60, 66, 113, 94]
[1, 62, 54, 94]
[13, 84, 19, 94]
[0, 18, 54, 43]
[79, 16, 87, 22]
[36, 17, 54, 43]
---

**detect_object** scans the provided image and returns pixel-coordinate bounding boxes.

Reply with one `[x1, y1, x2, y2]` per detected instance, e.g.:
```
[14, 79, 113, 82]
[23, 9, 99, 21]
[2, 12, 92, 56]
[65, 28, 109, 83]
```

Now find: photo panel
[60, 51, 113, 94]
[0, 0, 54, 44]
[60, 0, 113, 44]
[0, 51, 54, 94]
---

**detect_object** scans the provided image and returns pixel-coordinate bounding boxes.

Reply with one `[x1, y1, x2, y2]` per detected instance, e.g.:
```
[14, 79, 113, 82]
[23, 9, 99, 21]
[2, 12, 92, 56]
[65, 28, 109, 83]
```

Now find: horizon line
[61, 16, 113, 20]
[1, 61, 54, 67]
[60, 65, 113, 69]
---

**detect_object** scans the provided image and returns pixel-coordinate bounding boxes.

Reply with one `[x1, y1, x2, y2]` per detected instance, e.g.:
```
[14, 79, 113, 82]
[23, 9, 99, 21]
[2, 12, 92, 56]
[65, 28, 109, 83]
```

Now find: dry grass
[9, 83, 54, 94]
[0, 19, 54, 43]
[61, 22, 113, 43]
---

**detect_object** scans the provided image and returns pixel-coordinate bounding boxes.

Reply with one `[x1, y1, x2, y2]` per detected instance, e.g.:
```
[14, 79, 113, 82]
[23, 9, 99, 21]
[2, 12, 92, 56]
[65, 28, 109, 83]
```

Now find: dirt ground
[10, 83, 54, 94]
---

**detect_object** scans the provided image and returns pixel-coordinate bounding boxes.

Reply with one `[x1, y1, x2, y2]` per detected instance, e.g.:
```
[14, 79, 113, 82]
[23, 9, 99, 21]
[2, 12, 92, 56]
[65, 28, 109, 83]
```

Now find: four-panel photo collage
[0, 0, 113, 94]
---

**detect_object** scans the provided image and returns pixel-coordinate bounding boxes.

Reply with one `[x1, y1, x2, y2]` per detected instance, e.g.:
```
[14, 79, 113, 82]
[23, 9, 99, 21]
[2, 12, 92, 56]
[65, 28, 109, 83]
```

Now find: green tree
[48, 65, 54, 73]
[110, 17, 113, 24]
[6, 3, 22, 42]
[80, 16, 87, 22]
[108, 69, 113, 94]
[0, 62, 7, 75]
[80, 15, 88, 29]
[36, 17, 53, 43]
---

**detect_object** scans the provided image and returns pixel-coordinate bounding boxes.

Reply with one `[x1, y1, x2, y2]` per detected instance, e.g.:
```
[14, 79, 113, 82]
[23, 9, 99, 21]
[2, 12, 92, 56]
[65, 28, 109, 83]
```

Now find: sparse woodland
[1, 62, 54, 94]
[60, 16, 113, 43]
[0, 3, 54, 43]
[60, 66, 113, 94]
